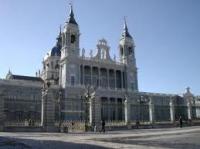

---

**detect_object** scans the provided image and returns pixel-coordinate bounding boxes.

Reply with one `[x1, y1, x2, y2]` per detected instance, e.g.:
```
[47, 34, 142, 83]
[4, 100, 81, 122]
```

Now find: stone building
[0, 5, 199, 131]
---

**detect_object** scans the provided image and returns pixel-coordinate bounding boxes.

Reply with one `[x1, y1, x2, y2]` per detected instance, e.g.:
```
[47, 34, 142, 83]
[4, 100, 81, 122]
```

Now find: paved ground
[0, 126, 200, 149]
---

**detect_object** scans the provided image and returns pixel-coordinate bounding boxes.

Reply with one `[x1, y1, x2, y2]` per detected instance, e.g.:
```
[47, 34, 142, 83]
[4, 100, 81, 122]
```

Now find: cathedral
[0, 5, 200, 131]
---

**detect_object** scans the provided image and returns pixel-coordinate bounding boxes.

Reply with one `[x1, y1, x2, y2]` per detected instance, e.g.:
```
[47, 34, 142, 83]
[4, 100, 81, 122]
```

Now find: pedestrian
[94, 125, 97, 133]
[179, 116, 183, 128]
[101, 119, 105, 133]
[71, 121, 75, 132]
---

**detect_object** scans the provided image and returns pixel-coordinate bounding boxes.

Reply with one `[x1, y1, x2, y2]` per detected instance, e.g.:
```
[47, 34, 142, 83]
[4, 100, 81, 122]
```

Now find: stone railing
[81, 56, 123, 66]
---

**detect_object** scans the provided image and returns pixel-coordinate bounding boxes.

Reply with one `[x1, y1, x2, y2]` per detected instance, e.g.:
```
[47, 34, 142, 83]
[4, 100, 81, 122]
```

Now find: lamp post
[83, 85, 96, 131]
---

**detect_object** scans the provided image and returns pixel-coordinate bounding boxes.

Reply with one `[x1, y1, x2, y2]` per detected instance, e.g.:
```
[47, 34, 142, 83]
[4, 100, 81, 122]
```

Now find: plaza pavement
[0, 126, 200, 149]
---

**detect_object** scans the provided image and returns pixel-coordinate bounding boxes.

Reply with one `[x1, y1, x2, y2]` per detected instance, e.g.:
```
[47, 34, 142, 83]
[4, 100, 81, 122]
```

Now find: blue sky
[0, 0, 200, 95]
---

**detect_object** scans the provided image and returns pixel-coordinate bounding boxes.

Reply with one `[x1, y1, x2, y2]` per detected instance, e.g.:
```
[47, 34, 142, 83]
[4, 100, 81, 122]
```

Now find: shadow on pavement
[0, 137, 108, 149]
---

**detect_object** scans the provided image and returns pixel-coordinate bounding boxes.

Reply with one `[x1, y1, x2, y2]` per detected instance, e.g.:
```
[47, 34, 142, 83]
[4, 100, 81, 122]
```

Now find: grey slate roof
[7, 74, 43, 82]
[67, 5, 78, 25]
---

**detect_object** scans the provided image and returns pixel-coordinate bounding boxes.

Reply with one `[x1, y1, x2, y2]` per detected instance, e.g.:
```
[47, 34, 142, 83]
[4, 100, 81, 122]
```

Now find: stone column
[114, 70, 116, 90]
[79, 65, 81, 85]
[83, 65, 85, 85]
[96, 96, 102, 129]
[90, 95, 101, 131]
[41, 88, 57, 132]
[187, 102, 192, 120]
[0, 95, 4, 131]
[108, 98, 111, 121]
[121, 71, 123, 89]
[124, 98, 130, 124]
[149, 99, 155, 124]
[169, 99, 175, 123]
[98, 68, 100, 87]
[107, 69, 109, 88]
[183, 87, 194, 120]
[115, 98, 118, 120]
[89, 95, 95, 125]
[91, 66, 93, 86]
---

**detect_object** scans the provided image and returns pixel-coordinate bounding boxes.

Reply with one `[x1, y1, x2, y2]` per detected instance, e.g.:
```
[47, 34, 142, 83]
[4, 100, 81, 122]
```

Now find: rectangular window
[131, 82, 134, 90]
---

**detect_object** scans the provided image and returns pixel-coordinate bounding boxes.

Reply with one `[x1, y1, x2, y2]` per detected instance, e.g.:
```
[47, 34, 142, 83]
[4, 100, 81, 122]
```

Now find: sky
[0, 0, 200, 95]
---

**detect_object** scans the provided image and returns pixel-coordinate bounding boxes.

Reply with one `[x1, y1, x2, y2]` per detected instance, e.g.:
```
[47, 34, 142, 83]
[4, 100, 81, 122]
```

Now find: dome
[50, 45, 61, 56]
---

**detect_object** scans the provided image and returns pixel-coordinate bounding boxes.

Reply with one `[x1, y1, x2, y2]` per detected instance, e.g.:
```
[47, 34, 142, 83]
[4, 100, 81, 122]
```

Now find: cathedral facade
[0, 5, 200, 131]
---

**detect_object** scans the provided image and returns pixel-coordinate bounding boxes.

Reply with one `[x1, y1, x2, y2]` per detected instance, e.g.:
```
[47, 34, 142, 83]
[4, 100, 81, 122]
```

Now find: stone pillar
[114, 70, 116, 90]
[108, 98, 111, 121]
[0, 95, 4, 131]
[89, 95, 101, 131]
[96, 96, 102, 129]
[187, 102, 192, 120]
[124, 98, 130, 124]
[121, 71, 123, 89]
[98, 68, 100, 87]
[41, 88, 57, 132]
[115, 98, 118, 120]
[149, 99, 155, 124]
[91, 66, 93, 86]
[83, 65, 85, 85]
[107, 69, 109, 88]
[183, 87, 194, 120]
[169, 99, 175, 123]
[89, 97, 93, 125]
[79, 65, 81, 85]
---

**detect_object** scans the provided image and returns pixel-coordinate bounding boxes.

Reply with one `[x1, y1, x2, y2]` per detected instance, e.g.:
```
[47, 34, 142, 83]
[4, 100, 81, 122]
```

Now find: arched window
[128, 47, 133, 55]
[71, 76, 75, 86]
[71, 34, 76, 43]
[120, 47, 124, 56]
[51, 74, 54, 79]
[51, 61, 54, 69]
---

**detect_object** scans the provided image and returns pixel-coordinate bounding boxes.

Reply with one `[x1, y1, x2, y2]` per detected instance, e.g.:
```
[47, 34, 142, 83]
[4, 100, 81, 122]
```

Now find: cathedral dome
[50, 45, 61, 56]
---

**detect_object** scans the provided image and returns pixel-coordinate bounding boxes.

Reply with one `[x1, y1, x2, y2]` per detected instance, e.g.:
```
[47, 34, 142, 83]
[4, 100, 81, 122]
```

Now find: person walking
[101, 119, 105, 133]
[179, 116, 183, 128]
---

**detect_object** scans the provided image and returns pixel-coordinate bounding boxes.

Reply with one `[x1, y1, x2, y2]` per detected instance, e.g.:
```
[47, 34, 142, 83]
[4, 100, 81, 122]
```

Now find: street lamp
[82, 85, 96, 131]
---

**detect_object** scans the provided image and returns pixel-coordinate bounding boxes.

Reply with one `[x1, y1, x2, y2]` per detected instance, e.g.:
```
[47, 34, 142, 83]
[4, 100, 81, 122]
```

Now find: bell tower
[119, 19, 138, 91]
[61, 4, 80, 59]
[60, 4, 80, 88]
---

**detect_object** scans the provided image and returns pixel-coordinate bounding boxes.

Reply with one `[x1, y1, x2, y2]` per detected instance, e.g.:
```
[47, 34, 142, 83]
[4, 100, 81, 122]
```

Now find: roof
[122, 19, 132, 39]
[67, 4, 78, 25]
[50, 45, 61, 56]
[7, 74, 43, 82]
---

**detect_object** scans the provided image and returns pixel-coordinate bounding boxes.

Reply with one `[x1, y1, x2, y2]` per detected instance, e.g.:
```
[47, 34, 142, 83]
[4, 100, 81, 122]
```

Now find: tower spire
[67, 3, 78, 25]
[122, 17, 132, 39]
[59, 25, 62, 35]
[124, 16, 128, 32]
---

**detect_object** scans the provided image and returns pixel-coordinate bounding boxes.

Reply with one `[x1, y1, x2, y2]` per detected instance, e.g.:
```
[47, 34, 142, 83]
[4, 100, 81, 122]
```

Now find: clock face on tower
[71, 34, 76, 43]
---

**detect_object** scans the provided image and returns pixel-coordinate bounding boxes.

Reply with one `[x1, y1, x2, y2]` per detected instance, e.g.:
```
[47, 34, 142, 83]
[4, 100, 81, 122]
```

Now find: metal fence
[3, 103, 200, 128]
